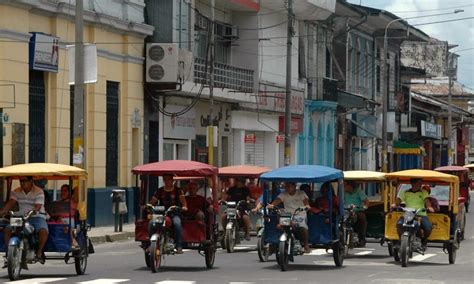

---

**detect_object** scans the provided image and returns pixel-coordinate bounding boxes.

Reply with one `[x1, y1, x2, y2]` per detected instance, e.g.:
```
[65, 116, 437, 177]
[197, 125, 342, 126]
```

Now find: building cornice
[0, 0, 154, 38]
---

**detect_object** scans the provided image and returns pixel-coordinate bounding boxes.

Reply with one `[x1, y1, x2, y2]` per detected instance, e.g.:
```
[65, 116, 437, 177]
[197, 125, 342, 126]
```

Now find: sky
[348, 0, 474, 89]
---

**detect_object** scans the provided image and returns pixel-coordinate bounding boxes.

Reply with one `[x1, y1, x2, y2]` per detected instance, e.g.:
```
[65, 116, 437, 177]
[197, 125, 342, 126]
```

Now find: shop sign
[242, 83, 304, 115]
[278, 116, 303, 134]
[163, 104, 196, 139]
[420, 120, 441, 139]
[276, 134, 285, 143]
[244, 134, 256, 143]
[29, 32, 59, 72]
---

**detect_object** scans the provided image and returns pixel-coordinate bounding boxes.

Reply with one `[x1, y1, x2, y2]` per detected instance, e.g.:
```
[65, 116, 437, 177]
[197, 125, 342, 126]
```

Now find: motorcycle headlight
[227, 208, 237, 215]
[152, 214, 164, 223]
[279, 216, 291, 226]
[10, 217, 22, 227]
[404, 211, 415, 222]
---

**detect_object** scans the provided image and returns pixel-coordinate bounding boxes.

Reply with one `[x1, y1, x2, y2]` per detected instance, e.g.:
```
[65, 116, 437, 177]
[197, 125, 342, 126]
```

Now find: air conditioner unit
[224, 26, 239, 39]
[195, 13, 209, 31]
[146, 43, 178, 83]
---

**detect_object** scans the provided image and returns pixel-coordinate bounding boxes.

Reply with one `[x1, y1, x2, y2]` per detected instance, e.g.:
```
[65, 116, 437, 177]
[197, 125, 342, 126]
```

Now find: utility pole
[381, 33, 388, 173]
[446, 42, 453, 165]
[73, 0, 85, 169]
[208, 0, 215, 165]
[284, 0, 293, 166]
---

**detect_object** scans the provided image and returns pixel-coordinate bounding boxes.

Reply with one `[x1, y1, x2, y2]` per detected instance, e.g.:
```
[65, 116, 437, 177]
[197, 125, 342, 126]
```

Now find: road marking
[371, 279, 445, 284]
[234, 246, 252, 250]
[6, 278, 66, 284]
[230, 282, 256, 284]
[307, 249, 330, 255]
[355, 250, 373, 255]
[78, 279, 129, 284]
[410, 253, 437, 262]
[354, 247, 375, 251]
[155, 281, 196, 284]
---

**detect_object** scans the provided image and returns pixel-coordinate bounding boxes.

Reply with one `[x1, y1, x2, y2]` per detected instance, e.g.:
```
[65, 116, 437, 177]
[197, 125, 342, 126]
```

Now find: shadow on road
[260, 263, 343, 272]
[134, 266, 211, 273]
[0, 273, 79, 281]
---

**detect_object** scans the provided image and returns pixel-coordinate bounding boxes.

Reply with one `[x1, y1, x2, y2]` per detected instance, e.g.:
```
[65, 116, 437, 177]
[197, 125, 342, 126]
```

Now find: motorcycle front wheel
[225, 227, 236, 253]
[7, 245, 22, 281]
[150, 237, 163, 273]
[277, 240, 289, 271]
[400, 234, 410, 267]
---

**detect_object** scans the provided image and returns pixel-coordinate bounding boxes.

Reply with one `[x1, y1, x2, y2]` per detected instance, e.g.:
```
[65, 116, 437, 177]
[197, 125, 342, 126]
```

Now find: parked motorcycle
[144, 204, 181, 273]
[276, 207, 308, 271]
[5, 210, 42, 280]
[221, 200, 248, 253]
[392, 206, 426, 267]
[343, 205, 366, 256]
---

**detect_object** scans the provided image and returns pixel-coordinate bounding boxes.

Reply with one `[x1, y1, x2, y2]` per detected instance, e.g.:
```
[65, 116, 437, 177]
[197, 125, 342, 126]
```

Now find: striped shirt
[10, 185, 46, 219]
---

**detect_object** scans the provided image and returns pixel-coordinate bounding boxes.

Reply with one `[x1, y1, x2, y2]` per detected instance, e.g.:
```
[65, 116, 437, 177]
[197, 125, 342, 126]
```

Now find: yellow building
[0, 1, 153, 225]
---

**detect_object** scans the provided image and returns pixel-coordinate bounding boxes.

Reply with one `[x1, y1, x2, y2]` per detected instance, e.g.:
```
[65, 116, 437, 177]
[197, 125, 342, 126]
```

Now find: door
[29, 71, 45, 163]
[106, 81, 119, 187]
[245, 131, 264, 166]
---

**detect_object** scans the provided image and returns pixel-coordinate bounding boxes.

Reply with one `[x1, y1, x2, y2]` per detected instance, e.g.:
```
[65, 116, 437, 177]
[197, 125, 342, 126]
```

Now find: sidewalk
[88, 223, 135, 245]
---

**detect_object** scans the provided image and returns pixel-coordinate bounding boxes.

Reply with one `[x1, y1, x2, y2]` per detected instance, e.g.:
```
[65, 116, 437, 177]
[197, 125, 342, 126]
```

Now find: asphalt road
[1, 206, 474, 284]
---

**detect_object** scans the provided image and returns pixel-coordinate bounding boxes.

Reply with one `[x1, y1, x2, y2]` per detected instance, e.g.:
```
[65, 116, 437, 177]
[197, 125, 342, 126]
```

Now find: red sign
[278, 116, 303, 134]
[276, 134, 285, 143]
[244, 134, 256, 143]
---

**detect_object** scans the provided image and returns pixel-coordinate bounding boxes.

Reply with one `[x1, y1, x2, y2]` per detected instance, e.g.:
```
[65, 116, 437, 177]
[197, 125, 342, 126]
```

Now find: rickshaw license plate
[152, 214, 164, 223]
[10, 217, 22, 227]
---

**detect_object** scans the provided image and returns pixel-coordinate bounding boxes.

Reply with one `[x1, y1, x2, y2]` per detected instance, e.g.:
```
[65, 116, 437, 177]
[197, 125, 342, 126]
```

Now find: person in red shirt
[184, 181, 212, 222]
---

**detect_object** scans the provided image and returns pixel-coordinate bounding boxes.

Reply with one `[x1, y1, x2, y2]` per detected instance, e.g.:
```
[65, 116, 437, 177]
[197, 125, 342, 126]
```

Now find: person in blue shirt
[344, 180, 369, 247]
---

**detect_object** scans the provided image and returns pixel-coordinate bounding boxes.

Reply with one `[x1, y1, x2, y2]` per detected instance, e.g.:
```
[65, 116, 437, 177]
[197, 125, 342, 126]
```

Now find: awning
[393, 140, 421, 155]
[337, 89, 378, 109]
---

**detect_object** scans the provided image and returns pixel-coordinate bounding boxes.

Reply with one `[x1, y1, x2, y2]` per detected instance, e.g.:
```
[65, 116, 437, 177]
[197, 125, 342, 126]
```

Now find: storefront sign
[276, 134, 285, 143]
[420, 120, 441, 139]
[244, 134, 256, 143]
[29, 32, 59, 72]
[163, 105, 196, 139]
[242, 83, 304, 115]
[278, 116, 303, 134]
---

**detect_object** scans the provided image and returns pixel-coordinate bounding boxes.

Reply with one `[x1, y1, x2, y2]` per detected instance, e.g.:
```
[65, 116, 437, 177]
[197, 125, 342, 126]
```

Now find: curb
[90, 232, 135, 244]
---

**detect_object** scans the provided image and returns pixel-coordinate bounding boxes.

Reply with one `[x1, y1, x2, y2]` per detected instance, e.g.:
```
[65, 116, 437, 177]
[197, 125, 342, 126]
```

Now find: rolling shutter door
[244, 131, 265, 166]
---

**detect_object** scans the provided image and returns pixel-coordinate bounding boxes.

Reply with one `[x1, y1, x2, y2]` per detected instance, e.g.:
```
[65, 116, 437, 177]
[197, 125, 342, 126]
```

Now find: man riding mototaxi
[344, 181, 369, 247]
[148, 174, 188, 254]
[220, 177, 253, 240]
[391, 178, 435, 249]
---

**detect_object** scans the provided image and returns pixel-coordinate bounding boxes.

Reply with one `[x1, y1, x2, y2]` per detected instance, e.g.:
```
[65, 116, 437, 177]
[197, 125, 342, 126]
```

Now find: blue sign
[29, 32, 59, 72]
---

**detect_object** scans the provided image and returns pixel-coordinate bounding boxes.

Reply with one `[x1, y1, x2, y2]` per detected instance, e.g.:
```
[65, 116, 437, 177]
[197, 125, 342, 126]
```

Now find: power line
[412, 16, 474, 26]
[390, 3, 474, 14]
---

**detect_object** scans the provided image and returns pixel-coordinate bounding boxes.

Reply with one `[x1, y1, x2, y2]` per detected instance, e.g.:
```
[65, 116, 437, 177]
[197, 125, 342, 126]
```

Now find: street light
[381, 9, 464, 172]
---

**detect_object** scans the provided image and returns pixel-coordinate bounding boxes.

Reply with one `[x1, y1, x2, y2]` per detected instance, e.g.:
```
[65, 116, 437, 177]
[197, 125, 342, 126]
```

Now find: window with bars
[106, 81, 119, 187]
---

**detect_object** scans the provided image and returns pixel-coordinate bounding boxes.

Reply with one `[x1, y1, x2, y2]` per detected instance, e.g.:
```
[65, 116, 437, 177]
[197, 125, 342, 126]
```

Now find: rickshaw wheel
[204, 245, 216, 268]
[144, 251, 151, 268]
[150, 238, 163, 273]
[257, 234, 269, 262]
[448, 243, 456, 264]
[7, 245, 22, 281]
[74, 253, 87, 275]
[277, 240, 289, 271]
[332, 242, 344, 267]
[387, 242, 393, 257]
[400, 235, 410, 267]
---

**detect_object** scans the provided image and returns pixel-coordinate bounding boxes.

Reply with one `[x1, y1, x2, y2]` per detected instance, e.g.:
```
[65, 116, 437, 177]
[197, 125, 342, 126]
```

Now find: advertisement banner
[163, 105, 196, 140]
[29, 33, 59, 72]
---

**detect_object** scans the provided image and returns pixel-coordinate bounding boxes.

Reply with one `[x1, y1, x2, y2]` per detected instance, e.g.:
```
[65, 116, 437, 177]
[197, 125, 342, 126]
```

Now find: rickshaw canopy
[0, 163, 86, 179]
[260, 165, 343, 183]
[343, 170, 386, 181]
[132, 160, 218, 176]
[218, 165, 271, 178]
[435, 166, 468, 173]
[386, 169, 459, 184]
[463, 163, 474, 169]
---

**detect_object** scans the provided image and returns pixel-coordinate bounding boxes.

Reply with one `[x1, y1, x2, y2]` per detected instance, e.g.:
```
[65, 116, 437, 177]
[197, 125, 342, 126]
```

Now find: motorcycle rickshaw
[259, 165, 346, 271]
[435, 166, 468, 239]
[384, 170, 461, 267]
[132, 160, 219, 272]
[0, 163, 92, 281]
[343, 171, 390, 255]
[462, 164, 474, 212]
[217, 165, 270, 256]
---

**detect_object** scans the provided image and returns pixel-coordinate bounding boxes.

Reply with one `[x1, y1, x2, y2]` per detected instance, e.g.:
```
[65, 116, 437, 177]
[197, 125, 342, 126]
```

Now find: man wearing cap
[392, 178, 434, 248]
[268, 182, 311, 253]
[0, 176, 49, 265]
[221, 177, 252, 240]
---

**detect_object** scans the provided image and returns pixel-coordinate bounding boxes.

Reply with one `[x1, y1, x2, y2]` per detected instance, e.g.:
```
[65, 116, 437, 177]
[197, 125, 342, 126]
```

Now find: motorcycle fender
[402, 231, 410, 237]
[279, 233, 288, 242]
[8, 236, 20, 247]
[150, 234, 159, 242]
[226, 222, 234, 230]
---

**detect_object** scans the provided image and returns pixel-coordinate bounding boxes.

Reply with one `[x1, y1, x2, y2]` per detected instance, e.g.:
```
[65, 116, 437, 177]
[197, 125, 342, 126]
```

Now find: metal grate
[194, 57, 254, 93]
[106, 81, 119, 187]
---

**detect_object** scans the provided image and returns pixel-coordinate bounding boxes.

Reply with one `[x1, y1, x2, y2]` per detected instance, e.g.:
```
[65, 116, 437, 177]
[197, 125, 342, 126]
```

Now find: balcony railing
[194, 57, 254, 93]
